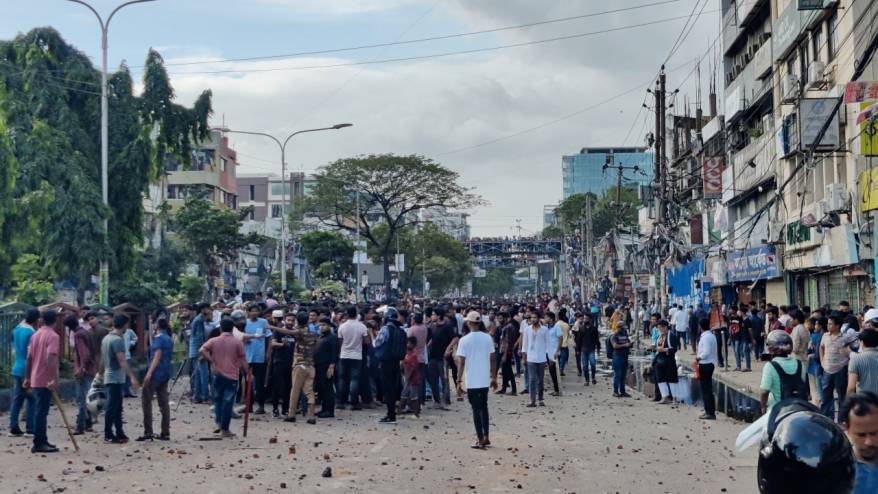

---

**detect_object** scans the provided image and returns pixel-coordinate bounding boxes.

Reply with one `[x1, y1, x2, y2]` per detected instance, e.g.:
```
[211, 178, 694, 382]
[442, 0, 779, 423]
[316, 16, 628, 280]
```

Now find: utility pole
[651, 66, 668, 312]
[584, 194, 594, 302]
[65, 0, 157, 304]
[602, 160, 641, 227]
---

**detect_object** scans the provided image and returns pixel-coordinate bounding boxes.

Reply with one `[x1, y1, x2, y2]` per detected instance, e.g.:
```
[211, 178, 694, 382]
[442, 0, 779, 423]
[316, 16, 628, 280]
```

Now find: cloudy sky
[3, 0, 720, 237]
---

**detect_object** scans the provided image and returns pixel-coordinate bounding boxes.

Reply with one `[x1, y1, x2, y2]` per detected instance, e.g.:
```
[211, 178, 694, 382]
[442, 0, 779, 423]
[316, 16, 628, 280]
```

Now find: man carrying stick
[23, 309, 60, 454]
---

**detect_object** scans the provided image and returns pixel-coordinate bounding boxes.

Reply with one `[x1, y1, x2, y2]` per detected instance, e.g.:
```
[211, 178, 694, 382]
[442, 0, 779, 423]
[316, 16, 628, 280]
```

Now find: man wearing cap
[268, 309, 293, 417]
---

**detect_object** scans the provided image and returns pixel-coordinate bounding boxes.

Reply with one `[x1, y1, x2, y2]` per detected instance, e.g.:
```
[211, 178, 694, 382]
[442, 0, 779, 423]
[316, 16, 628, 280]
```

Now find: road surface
[0, 373, 756, 494]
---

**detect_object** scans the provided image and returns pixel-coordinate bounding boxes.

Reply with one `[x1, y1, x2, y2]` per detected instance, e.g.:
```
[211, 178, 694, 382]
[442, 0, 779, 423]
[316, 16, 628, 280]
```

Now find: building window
[271, 204, 283, 218]
[828, 12, 838, 60]
[249, 184, 255, 201]
[249, 208, 254, 220]
[812, 27, 823, 63]
[270, 183, 290, 197]
[220, 157, 227, 172]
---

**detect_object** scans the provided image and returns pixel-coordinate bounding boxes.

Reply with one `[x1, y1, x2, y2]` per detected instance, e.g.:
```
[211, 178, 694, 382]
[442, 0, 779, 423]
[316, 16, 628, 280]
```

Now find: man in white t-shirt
[337, 306, 369, 410]
[456, 310, 497, 450]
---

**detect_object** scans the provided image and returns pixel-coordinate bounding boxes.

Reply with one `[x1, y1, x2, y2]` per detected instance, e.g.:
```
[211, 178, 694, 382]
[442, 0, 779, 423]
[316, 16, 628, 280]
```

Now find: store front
[726, 245, 783, 306]
[784, 224, 863, 310]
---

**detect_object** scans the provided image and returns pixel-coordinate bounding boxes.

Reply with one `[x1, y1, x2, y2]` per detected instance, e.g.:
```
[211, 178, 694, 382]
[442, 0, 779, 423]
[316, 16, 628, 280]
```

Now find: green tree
[298, 231, 354, 279]
[365, 223, 472, 296]
[473, 268, 515, 298]
[551, 188, 640, 240]
[305, 154, 482, 294]
[0, 28, 212, 297]
[541, 224, 564, 240]
[174, 196, 263, 299]
[10, 254, 55, 305]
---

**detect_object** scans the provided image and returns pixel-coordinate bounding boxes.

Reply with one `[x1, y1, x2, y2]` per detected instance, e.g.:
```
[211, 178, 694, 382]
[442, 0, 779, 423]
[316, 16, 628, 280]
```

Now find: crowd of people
[6, 291, 878, 492]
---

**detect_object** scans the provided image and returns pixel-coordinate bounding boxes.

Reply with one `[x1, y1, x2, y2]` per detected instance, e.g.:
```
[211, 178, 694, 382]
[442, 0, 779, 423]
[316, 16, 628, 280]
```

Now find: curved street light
[63, 0, 158, 303]
[216, 124, 353, 291]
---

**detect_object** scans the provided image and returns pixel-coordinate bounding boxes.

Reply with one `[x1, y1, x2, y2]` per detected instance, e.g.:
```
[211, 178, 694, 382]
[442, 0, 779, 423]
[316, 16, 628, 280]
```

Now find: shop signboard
[799, 98, 840, 151]
[726, 245, 781, 282]
[703, 156, 724, 199]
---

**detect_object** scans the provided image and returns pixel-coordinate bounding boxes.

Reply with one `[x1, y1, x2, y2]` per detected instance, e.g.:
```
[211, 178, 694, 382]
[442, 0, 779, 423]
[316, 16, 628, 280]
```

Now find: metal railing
[0, 311, 24, 387]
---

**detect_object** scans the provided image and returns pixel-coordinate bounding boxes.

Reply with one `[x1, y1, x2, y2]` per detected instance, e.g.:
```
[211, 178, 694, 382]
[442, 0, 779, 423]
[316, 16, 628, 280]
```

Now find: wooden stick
[242, 369, 253, 437]
[51, 390, 79, 452]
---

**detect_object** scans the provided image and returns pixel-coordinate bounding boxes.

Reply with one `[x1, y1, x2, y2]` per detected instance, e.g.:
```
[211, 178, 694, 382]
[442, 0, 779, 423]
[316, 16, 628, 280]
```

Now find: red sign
[703, 156, 724, 199]
[844, 81, 878, 103]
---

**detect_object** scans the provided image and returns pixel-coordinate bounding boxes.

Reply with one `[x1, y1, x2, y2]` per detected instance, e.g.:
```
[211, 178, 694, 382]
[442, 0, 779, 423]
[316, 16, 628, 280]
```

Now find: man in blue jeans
[610, 324, 633, 398]
[100, 314, 140, 443]
[189, 303, 211, 403]
[9, 308, 39, 436]
[70, 313, 98, 434]
[201, 318, 249, 437]
[24, 309, 60, 453]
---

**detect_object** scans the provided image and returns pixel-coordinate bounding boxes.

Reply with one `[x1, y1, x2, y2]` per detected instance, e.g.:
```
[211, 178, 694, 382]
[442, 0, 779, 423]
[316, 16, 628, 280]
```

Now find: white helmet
[86, 383, 107, 415]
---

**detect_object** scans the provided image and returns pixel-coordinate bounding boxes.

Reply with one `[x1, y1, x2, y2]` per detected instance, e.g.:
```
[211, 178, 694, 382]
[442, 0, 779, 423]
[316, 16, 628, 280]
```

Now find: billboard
[799, 98, 840, 151]
[702, 156, 724, 199]
[726, 245, 781, 282]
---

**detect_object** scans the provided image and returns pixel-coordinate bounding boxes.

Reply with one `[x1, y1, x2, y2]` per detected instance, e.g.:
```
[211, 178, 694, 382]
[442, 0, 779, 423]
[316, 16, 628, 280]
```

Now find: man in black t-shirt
[426, 308, 456, 408]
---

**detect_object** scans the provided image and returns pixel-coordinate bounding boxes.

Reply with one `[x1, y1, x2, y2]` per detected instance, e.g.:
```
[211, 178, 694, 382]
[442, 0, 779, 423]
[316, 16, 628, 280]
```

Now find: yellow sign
[859, 102, 878, 156]
[858, 166, 878, 212]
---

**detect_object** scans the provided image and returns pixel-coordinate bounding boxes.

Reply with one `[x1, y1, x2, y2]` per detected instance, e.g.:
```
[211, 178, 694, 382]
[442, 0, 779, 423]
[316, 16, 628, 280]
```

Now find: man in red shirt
[200, 318, 248, 438]
[71, 313, 98, 434]
[24, 310, 60, 453]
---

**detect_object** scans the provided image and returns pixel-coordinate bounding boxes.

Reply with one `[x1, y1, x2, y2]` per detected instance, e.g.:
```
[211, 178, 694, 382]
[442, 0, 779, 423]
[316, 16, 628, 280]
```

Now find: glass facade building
[562, 147, 654, 199]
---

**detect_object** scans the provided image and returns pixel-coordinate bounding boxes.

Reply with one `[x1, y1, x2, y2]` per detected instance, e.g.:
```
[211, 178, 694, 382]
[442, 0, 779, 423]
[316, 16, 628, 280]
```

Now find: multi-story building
[773, 0, 878, 310]
[562, 147, 654, 199]
[419, 207, 471, 241]
[543, 204, 559, 229]
[164, 129, 238, 210]
[716, 0, 784, 304]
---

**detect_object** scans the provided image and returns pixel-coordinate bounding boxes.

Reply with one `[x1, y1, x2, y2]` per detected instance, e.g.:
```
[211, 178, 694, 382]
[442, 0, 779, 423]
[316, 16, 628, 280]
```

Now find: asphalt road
[0, 372, 756, 494]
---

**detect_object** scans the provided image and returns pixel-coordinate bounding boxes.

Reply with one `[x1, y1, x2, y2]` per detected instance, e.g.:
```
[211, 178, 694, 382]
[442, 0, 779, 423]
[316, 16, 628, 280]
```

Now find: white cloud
[162, 0, 720, 236]
[249, 0, 419, 16]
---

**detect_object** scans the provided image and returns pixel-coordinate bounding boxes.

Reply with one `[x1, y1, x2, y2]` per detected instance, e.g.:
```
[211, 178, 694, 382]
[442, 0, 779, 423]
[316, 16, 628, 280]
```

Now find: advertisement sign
[726, 245, 781, 282]
[702, 156, 724, 199]
[798, 0, 828, 9]
[858, 166, 878, 212]
[774, 3, 817, 61]
[844, 81, 878, 103]
[859, 102, 878, 156]
[799, 98, 840, 151]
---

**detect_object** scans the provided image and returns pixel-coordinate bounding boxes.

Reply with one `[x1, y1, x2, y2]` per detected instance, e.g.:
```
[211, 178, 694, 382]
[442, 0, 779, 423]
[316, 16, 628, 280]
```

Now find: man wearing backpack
[374, 307, 406, 424]
[760, 330, 809, 414]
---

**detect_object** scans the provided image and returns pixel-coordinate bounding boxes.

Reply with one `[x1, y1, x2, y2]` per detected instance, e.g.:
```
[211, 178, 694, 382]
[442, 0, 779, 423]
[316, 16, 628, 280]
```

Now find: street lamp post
[217, 124, 352, 291]
[64, 0, 157, 304]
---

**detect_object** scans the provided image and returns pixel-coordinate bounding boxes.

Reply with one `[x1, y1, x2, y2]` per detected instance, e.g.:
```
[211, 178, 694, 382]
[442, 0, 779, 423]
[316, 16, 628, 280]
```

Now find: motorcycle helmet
[86, 383, 107, 415]
[757, 399, 855, 493]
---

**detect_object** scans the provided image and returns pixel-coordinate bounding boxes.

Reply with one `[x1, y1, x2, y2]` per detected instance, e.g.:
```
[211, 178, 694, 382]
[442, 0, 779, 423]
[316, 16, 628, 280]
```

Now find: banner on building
[858, 166, 878, 212]
[858, 102, 878, 156]
[844, 82, 878, 103]
[726, 245, 781, 282]
[798, 0, 830, 9]
[702, 156, 724, 199]
[799, 98, 840, 151]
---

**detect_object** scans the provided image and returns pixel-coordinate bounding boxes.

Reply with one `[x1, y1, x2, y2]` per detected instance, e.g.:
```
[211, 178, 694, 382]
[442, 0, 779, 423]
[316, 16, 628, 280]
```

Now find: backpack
[383, 323, 407, 362]
[605, 335, 614, 359]
[770, 360, 808, 401]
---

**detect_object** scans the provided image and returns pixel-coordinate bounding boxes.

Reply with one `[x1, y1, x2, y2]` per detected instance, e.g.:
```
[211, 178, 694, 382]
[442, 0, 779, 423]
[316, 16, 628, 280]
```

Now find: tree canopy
[365, 222, 472, 296]
[0, 27, 212, 302]
[472, 268, 515, 298]
[298, 231, 354, 280]
[552, 187, 641, 240]
[305, 154, 482, 291]
[173, 195, 263, 300]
